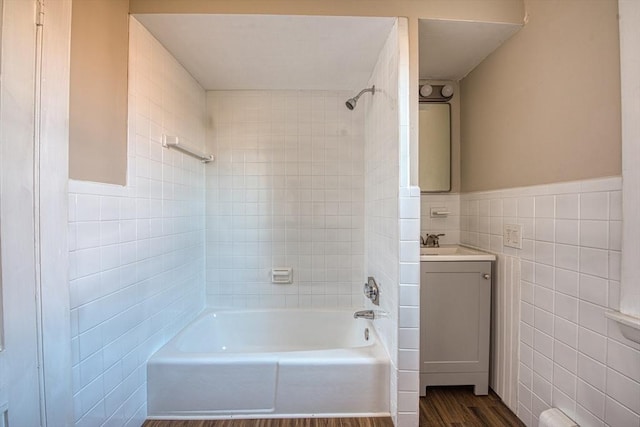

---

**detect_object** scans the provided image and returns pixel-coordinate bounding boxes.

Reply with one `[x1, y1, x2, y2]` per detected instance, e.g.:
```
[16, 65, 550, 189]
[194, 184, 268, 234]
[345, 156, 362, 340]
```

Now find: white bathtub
[147, 309, 390, 419]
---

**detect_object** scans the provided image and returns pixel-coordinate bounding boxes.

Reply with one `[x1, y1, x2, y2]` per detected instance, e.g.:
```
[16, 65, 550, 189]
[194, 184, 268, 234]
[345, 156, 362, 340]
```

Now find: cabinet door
[420, 261, 491, 374]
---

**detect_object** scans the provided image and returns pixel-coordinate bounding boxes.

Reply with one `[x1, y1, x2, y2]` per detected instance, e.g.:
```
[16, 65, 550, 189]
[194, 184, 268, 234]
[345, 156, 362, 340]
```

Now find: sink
[420, 245, 495, 261]
[421, 247, 459, 255]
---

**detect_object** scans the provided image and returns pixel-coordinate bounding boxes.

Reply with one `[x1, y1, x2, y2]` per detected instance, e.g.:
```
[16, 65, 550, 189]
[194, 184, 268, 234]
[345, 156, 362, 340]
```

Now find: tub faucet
[353, 310, 375, 320]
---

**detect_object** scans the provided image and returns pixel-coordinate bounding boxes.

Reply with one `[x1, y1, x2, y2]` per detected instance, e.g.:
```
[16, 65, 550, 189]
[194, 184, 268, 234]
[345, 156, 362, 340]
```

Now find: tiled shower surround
[68, 19, 206, 426]
[69, 16, 421, 427]
[455, 177, 639, 427]
[204, 90, 366, 308]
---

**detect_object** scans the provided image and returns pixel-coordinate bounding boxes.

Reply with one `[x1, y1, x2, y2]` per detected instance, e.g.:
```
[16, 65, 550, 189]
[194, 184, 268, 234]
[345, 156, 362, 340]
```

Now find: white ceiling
[135, 14, 396, 91]
[419, 19, 522, 81]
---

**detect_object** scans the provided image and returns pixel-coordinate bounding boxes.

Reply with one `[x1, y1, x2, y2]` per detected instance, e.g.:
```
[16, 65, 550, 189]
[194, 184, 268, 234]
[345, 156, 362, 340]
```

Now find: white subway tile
[490, 198, 503, 217]
[578, 327, 607, 363]
[605, 396, 640, 427]
[533, 351, 553, 382]
[606, 368, 640, 414]
[609, 220, 622, 251]
[503, 198, 518, 217]
[535, 218, 555, 242]
[576, 379, 605, 419]
[580, 220, 609, 249]
[399, 306, 419, 328]
[554, 340, 578, 373]
[535, 288, 555, 313]
[579, 248, 609, 279]
[555, 293, 578, 323]
[77, 222, 101, 250]
[609, 191, 622, 221]
[535, 241, 554, 265]
[534, 329, 554, 359]
[580, 192, 609, 220]
[555, 268, 579, 297]
[556, 194, 579, 219]
[535, 195, 555, 218]
[535, 263, 554, 288]
[77, 195, 101, 221]
[521, 261, 535, 282]
[578, 353, 606, 391]
[398, 328, 419, 350]
[575, 404, 605, 427]
[555, 317, 578, 348]
[555, 219, 579, 246]
[555, 245, 579, 271]
[579, 274, 608, 306]
[606, 339, 640, 383]
[518, 197, 535, 218]
[578, 301, 608, 335]
[532, 372, 553, 404]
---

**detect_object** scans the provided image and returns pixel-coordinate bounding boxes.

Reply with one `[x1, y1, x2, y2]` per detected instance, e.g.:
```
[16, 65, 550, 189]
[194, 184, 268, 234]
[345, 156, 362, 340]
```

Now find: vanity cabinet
[420, 260, 492, 396]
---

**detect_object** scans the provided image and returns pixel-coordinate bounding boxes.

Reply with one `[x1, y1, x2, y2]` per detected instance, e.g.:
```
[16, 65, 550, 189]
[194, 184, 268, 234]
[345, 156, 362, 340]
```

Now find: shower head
[345, 85, 375, 110]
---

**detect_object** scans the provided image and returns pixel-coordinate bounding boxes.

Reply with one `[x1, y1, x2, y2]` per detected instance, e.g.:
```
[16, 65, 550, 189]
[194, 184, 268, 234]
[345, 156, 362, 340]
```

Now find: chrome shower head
[345, 85, 375, 110]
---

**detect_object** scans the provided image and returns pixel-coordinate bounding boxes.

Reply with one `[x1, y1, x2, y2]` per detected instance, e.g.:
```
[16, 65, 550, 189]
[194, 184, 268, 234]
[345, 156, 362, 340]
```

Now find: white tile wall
[398, 186, 421, 427]
[363, 19, 420, 427]
[68, 18, 206, 426]
[204, 90, 365, 308]
[460, 177, 640, 427]
[364, 19, 400, 360]
[395, 18, 420, 427]
[420, 193, 461, 245]
[363, 19, 400, 424]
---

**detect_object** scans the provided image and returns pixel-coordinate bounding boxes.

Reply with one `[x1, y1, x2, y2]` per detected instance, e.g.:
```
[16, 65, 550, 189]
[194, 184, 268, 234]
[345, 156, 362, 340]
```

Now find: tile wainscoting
[459, 177, 639, 427]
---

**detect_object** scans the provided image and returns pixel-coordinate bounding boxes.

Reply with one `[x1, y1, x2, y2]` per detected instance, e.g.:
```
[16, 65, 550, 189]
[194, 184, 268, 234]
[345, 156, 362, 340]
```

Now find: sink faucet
[421, 233, 445, 248]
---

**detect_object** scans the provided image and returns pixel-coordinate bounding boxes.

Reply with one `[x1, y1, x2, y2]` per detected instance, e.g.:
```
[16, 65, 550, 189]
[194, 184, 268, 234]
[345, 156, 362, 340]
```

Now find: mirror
[419, 103, 451, 192]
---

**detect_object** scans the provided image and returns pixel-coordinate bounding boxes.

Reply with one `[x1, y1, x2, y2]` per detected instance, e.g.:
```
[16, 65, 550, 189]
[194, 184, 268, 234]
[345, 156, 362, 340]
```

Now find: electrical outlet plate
[504, 224, 523, 249]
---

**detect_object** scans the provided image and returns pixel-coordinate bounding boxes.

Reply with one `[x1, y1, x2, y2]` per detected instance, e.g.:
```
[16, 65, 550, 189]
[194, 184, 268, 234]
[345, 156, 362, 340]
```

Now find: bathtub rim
[150, 307, 388, 359]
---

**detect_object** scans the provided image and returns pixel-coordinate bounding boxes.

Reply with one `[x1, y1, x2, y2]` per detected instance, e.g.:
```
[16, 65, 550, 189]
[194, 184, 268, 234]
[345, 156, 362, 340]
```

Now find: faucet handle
[426, 233, 445, 248]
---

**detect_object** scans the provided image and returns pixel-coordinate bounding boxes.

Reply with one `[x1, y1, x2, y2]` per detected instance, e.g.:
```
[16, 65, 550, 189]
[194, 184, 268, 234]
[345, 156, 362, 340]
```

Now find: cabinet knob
[483, 274, 490, 280]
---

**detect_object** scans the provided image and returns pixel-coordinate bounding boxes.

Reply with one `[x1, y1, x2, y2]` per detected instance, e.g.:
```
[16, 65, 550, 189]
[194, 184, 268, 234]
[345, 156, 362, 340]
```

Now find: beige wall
[460, 0, 621, 192]
[69, 0, 129, 185]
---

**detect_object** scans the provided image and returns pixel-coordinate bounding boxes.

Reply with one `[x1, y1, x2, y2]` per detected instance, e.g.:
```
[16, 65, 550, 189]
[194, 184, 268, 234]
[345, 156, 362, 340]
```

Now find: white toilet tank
[538, 408, 578, 427]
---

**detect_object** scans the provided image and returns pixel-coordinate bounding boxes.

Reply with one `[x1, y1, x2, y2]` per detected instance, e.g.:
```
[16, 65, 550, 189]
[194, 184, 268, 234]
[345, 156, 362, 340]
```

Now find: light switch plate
[504, 224, 523, 249]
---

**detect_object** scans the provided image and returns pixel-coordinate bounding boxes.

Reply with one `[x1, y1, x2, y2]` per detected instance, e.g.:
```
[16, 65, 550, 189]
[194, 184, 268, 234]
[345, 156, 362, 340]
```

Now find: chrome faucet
[421, 233, 445, 247]
[354, 310, 375, 320]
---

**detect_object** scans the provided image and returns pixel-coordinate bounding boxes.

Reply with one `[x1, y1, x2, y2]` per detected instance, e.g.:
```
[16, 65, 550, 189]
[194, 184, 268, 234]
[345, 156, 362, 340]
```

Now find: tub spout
[354, 310, 375, 320]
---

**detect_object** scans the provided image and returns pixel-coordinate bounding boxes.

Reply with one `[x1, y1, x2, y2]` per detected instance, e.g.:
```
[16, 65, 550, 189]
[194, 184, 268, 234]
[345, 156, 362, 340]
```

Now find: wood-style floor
[143, 386, 523, 427]
[420, 386, 525, 426]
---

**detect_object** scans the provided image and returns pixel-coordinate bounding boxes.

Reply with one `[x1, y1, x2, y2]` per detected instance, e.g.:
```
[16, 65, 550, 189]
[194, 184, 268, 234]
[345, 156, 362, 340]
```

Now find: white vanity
[420, 245, 496, 396]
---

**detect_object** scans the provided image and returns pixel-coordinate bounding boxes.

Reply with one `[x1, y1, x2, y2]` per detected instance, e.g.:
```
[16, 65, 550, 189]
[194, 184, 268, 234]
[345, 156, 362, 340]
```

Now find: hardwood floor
[420, 386, 525, 426]
[143, 386, 523, 427]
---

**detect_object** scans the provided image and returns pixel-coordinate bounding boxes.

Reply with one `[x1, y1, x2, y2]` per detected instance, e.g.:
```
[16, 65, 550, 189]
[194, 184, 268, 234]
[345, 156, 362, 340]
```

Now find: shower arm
[354, 86, 375, 100]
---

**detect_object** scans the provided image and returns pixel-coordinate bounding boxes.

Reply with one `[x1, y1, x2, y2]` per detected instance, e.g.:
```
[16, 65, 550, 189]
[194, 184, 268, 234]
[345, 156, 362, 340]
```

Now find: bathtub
[147, 309, 390, 419]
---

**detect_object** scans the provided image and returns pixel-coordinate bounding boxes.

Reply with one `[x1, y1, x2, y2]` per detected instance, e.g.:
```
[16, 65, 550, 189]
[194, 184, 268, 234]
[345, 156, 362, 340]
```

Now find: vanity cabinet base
[420, 260, 492, 397]
[420, 372, 489, 396]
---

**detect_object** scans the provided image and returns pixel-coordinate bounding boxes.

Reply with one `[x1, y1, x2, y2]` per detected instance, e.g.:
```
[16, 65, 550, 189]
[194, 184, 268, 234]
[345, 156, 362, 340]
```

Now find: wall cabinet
[420, 261, 492, 396]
